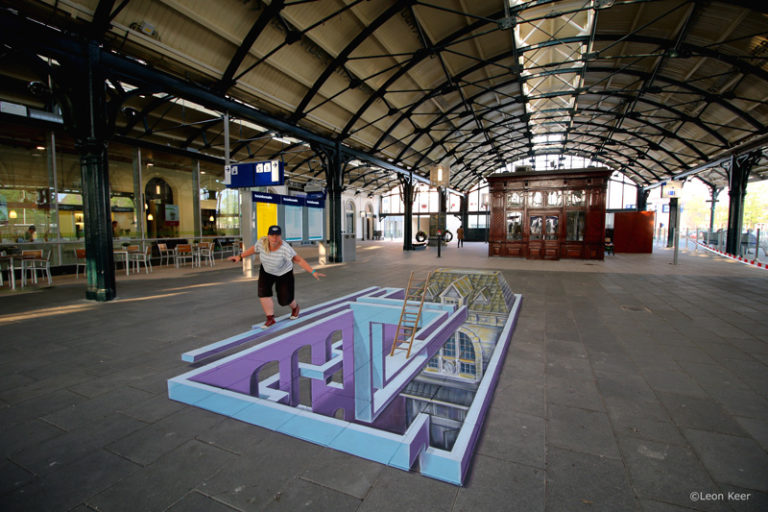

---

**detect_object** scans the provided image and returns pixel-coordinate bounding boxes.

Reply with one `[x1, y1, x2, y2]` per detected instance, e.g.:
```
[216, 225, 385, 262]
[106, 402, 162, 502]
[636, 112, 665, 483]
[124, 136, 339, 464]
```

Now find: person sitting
[24, 225, 36, 242]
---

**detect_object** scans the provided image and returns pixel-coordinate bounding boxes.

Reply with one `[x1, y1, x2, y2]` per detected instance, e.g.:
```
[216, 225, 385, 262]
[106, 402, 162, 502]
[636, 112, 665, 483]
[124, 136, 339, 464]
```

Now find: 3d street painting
[168, 268, 522, 485]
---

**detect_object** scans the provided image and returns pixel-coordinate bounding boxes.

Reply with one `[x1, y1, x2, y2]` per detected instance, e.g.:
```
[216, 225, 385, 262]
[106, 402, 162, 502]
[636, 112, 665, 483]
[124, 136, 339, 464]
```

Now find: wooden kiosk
[487, 168, 612, 260]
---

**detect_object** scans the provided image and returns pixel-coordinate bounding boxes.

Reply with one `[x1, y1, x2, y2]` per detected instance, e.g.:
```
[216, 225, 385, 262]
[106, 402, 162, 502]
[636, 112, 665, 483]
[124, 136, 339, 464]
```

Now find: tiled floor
[1, 240, 767, 511]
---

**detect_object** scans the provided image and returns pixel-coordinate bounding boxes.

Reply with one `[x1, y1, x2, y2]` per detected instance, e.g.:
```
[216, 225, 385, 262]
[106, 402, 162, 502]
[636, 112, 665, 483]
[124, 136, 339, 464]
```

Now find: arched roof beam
[215, 0, 286, 95]
[289, 0, 415, 126]
[340, 8, 504, 142]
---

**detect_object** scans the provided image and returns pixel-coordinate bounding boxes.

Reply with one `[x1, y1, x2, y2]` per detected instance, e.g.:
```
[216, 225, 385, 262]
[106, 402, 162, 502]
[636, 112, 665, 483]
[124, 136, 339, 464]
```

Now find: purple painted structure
[169, 272, 522, 485]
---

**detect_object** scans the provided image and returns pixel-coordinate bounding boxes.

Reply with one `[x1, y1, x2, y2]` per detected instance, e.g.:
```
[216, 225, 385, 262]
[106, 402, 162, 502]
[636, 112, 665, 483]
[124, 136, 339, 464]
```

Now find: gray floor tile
[300, 448, 383, 500]
[733, 417, 768, 452]
[0, 418, 64, 459]
[546, 374, 604, 411]
[166, 491, 242, 511]
[476, 407, 546, 469]
[41, 386, 154, 430]
[106, 405, 226, 466]
[88, 440, 235, 512]
[201, 433, 325, 511]
[455, 455, 545, 512]
[548, 403, 620, 459]
[3, 449, 139, 512]
[356, 466, 458, 512]
[10, 413, 145, 476]
[262, 477, 361, 512]
[683, 429, 768, 492]
[546, 446, 638, 512]
[657, 391, 748, 436]
[0, 458, 34, 495]
[618, 436, 729, 511]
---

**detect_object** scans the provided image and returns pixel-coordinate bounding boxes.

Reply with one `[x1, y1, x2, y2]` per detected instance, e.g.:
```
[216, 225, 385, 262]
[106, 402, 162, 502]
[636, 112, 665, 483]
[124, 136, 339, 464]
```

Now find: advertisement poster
[165, 204, 179, 226]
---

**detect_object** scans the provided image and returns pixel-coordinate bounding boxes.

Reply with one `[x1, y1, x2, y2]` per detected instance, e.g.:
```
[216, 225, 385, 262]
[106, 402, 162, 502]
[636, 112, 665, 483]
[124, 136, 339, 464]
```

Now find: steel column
[326, 146, 344, 262]
[67, 43, 116, 301]
[400, 175, 414, 251]
[725, 152, 758, 255]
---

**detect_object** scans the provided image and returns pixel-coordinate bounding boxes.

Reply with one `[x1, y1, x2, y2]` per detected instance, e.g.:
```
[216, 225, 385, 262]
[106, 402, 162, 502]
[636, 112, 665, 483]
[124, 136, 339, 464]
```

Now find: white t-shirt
[254, 238, 297, 276]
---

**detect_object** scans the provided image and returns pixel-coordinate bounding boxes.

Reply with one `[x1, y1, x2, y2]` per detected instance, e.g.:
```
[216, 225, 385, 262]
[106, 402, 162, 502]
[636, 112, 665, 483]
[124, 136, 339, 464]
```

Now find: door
[527, 212, 560, 260]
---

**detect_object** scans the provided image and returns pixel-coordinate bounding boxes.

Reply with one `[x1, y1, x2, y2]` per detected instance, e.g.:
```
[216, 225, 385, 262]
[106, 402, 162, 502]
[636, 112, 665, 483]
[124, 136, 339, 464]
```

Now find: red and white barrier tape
[695, 241, 767, 270]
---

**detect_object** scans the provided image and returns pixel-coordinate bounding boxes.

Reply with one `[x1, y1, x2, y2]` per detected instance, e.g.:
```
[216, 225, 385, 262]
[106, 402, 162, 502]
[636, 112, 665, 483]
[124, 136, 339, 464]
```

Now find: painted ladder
[389, 270, 432, 359]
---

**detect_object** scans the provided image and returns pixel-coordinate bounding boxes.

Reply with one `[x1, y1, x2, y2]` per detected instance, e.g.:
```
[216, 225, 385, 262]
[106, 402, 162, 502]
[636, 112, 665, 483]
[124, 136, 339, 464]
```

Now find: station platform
[1, 240, 766, 511]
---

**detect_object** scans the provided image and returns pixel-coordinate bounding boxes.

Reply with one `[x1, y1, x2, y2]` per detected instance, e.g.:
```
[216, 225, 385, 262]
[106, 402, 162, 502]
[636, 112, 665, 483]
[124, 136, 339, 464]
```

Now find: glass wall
[467, 183, 489, 228]
[0, 132, 239, 268]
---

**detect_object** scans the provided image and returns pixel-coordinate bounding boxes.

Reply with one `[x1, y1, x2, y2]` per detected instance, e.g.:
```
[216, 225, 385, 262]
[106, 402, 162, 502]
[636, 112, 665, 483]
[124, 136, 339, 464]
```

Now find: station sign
[225, 160, 285, 188]
[664, 180, 682, 198]
[281, 195, 306, 207]
[251, 192, 281, 204]
[251, 192, 322, 208]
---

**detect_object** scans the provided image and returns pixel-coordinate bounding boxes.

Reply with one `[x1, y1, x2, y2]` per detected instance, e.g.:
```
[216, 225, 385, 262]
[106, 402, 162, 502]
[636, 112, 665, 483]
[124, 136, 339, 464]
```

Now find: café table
[0, 254, 17, 290]
[113, 249, 130, 276]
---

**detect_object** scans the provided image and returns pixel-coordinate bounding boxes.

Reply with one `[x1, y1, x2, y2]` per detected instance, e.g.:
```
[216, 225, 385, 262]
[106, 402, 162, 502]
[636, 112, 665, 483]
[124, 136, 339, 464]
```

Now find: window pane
[545, 215, 559, 240]
[566, 211, 585, 241]
[530, 215, 543, 240]
[506, 191, 524, 208]
[567, 190, 586, 206]
[459, 333, 475, 360]
[529, 191, 544, 208]
[507, 211, 523, 240]
[448, 192, 461, 212]
[468, 189, 479, 210]
[546, 191, 562, 207]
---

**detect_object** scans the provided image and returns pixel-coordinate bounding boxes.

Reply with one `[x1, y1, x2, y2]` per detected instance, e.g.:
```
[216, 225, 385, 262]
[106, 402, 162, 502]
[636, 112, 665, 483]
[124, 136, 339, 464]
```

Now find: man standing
[456, 225, 464, 248]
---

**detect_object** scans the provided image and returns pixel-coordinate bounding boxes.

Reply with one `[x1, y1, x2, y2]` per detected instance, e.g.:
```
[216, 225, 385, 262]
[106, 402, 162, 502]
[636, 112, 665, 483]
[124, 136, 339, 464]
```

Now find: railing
[0, 236, 242, 269]
[685, 228, 767, 264]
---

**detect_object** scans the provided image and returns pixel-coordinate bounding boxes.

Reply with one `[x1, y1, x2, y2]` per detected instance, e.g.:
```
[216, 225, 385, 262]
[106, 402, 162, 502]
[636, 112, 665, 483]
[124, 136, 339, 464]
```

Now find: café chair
[21, 249, 52, 286]
[157, 243, 174, 266]
[129, 245, 153, 274]
[174, 244, 194, 267]
[75, 248, 86, 278]
[198, 242, 215, 267]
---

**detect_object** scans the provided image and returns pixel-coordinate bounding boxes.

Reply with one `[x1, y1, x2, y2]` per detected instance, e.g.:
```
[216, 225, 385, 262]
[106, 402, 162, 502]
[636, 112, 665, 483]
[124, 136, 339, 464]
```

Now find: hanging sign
[281, 196, 306, 207]
[225, 160, 285, 188]
[251, 192, 282, 204]
[664, 180, 683, 198]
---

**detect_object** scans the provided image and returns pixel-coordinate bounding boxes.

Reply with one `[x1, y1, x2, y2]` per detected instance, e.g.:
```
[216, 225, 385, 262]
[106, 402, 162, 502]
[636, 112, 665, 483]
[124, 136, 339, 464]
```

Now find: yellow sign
[256, 202, 277, 239]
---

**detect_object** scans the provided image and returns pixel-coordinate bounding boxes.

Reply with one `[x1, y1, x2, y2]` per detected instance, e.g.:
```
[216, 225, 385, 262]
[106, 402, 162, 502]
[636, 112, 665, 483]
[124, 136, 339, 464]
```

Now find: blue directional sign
[281, 195, 306, 207]
[251, 192, 281, 204]
[225, 160, 285, 188]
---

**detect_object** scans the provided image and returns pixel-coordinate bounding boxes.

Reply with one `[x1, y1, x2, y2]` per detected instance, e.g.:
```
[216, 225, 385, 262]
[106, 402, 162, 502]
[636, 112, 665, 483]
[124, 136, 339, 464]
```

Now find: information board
[308, 207, 324, 240]
[225, 160, 285, 188]
[284, 206, 303, 241]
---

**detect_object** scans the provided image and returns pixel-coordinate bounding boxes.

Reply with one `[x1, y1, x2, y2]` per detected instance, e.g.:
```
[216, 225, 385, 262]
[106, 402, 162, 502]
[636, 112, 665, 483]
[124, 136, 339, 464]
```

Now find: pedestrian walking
[230, 225, 325, 328]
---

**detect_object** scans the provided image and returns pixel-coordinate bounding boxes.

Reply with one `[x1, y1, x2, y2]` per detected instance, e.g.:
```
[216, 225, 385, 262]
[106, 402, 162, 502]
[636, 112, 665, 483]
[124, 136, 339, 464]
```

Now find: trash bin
[342, 233, 356, 262]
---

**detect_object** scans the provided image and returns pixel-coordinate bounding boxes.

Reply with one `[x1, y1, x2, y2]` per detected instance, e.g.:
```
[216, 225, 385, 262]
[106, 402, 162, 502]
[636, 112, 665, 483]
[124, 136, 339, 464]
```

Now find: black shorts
[258, 266, 295, 306]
